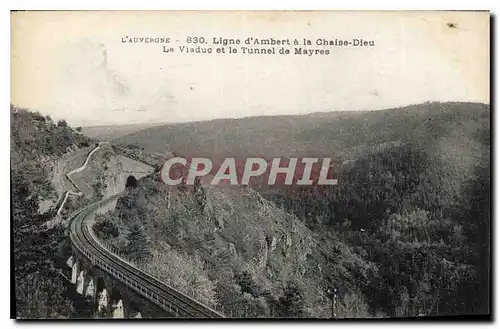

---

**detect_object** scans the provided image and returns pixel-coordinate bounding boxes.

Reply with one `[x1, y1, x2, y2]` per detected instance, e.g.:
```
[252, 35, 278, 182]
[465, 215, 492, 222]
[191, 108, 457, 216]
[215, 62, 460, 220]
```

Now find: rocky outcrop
[102, 175, 332, 318]
[115, 185, 147, 227]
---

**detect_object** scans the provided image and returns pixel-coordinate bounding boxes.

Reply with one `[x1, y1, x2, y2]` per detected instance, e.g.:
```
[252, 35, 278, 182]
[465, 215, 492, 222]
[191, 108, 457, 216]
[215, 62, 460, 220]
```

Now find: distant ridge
[111, 102, 490, 160]
[82, 122, 167, 141]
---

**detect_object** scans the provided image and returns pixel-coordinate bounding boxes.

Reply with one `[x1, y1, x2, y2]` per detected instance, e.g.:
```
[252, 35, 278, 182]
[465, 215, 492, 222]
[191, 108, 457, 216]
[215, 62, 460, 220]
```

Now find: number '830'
[186, 37, 205, 44]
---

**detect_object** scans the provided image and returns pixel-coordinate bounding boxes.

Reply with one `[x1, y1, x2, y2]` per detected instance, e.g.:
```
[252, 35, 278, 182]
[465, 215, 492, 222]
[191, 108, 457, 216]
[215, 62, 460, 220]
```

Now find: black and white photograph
[10, 10, 491, 320]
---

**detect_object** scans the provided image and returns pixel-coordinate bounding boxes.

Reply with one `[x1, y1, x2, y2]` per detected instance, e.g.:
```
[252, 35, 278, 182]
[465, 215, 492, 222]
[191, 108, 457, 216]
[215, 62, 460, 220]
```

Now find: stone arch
[125, 298, 142, 319]
[109, 286, 125, 319]
[95, 277, 110, 317]
[71, 259, 80, 284]
[76, 270, 86, 295]
[112, 299, 125, 318]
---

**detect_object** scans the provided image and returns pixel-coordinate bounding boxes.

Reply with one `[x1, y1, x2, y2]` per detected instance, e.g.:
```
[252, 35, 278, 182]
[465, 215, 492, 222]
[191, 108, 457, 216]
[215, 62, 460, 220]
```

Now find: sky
[11, 11, 489, 126]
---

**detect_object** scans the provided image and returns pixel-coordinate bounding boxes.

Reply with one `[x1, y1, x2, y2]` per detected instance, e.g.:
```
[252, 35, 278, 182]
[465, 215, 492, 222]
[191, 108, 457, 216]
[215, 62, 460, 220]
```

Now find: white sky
[11, 11, 489, 126]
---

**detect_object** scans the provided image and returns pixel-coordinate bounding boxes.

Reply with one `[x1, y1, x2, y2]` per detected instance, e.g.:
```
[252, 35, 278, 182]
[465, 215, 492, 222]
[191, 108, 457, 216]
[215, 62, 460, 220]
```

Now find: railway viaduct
[65, 194, 224, 319]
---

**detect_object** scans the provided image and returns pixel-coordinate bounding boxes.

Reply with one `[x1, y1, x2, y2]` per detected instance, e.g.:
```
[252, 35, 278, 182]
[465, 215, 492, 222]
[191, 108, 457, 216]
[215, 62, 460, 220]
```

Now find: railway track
[68, 194, 225, 318]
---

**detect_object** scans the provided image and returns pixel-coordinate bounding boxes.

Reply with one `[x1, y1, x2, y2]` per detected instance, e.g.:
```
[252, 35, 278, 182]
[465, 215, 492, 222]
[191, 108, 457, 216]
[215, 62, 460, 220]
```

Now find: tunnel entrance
[126, 175, 137, 188]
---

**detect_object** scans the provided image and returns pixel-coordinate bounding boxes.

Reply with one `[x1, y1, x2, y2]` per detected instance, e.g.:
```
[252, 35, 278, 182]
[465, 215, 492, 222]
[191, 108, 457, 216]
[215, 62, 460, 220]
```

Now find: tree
[236, 271, 259, 297]
[16, 273, 75, 318]
[57, 119, 68, 127]
[278, 282, 305, 318]
[93, 218, 119, 239]
[125, 223, 151, 261]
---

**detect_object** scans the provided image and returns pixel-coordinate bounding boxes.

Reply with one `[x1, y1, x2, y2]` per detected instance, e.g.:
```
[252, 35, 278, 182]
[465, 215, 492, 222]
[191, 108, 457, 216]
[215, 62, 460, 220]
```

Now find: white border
[2, 1, 495, 10]
[2, 1, 497, 329]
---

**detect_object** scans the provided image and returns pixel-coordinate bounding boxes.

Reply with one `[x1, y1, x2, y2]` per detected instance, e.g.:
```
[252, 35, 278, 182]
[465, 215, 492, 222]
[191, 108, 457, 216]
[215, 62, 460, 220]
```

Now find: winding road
[56, 144, 102, 216]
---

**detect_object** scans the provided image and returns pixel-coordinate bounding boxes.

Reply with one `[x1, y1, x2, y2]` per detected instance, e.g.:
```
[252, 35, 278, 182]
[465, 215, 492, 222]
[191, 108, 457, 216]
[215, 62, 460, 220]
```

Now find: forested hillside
[109, 101, 490, 317]
[264, 139, 489, 316]
[11, 106, 93, 318]
[95, 173, 381, 318]
[260, 103, 491, 316]
[12, 101, 490, 318]
[82, 122, 165, 141]
[114, 102, 488, 160]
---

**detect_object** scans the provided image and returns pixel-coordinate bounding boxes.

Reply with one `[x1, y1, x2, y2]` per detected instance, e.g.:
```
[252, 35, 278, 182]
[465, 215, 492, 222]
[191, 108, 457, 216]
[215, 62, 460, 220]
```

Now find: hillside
[95, 173, 379, 318]
[68, 144, 154, 199]
[114, 102, 489, 161]
[11, 107, 95, 214]
[107, 101, 491, 317]
[11, 102, 490, 318]
[11, 106, 155, 318]
[82, 122, 166, 141]
[11, 106, 94, 318]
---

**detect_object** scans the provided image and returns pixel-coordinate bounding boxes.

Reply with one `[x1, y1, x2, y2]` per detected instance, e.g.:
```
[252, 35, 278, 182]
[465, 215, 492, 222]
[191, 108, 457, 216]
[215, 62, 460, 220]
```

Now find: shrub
[57, 120, 68, 127]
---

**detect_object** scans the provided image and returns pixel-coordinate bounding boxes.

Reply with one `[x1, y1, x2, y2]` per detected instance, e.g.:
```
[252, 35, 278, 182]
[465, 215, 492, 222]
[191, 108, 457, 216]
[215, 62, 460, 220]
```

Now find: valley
[104, 101, 490, 317]
[11, 101, 491, 318]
